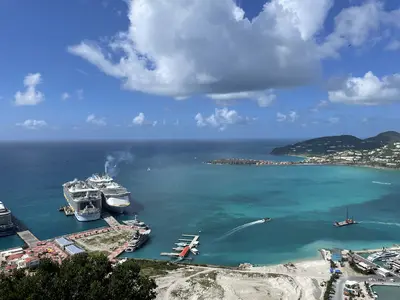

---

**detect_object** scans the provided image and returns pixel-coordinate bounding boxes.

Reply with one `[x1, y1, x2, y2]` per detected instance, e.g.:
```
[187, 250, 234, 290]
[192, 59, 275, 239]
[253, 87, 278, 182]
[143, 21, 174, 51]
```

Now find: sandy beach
[155, 258, 331, 300]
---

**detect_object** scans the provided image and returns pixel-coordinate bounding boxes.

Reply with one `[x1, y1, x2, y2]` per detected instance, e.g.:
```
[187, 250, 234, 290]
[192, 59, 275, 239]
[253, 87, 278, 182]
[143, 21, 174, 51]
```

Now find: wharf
[370, 282, 400, 287]
[354, 246, 400, 254]
[11, 215, 40, 247]
[160, 234, 200, 260]
[160, 252, 180, 257]
[101, 212, 120, 227]
[59, 205, 74, 216]
[108, 242, 129, 261]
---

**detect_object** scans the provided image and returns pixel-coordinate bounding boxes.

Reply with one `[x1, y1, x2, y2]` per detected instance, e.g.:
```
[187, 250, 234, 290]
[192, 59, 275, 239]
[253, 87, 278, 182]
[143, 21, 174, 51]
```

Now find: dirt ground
[155, 259, 330, 300]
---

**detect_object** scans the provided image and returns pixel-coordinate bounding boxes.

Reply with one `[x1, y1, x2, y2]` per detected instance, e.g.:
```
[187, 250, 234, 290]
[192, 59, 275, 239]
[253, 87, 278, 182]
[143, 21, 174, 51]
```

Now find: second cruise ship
[63, 179, 102, 222]
[86, 174, 131, 214]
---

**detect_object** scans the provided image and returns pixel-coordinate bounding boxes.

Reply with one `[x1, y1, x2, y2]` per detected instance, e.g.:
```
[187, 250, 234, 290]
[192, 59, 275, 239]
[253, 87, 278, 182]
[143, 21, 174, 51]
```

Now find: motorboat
[262, 217, 271, 223]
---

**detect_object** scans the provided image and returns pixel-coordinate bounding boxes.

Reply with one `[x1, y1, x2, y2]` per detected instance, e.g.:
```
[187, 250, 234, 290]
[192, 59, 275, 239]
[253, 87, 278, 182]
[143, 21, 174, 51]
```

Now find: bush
[323, 273, 340, 300]
[0, 253, 157, 300]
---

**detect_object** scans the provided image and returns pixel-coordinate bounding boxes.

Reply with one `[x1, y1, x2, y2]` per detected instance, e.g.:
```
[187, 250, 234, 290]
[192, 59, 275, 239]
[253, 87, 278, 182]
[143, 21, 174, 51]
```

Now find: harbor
[0, 211, 154, 272]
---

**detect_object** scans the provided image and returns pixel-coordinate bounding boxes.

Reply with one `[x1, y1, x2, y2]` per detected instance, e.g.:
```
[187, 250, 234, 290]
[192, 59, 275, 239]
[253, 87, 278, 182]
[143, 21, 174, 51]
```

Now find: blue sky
[1, 0, 400, 140]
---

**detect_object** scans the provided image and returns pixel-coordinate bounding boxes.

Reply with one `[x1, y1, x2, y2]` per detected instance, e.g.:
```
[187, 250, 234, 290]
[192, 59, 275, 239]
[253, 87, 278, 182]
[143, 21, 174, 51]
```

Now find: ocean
[1, 140, 400, 266]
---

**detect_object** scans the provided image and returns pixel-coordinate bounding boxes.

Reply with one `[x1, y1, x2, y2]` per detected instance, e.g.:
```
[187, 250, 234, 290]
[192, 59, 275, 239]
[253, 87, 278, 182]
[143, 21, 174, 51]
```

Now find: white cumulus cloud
[328, 71, 400, 105]
[276, 111, 298, 122]
[386, 40, 400, 51]
[328, 117, 340, 124]
[208, 90, 276, 107]
[132, 112, 157, 126]
[61, 92, 70, 100]
[14, 73, 44, 106]
[76, 89, 84, 100]
[67, 0, 337, 99]
[319, 1, 400, 58]
[195, 108, 254, 131]
[86, 114, 107, 126]
[16, 119, 47, 130]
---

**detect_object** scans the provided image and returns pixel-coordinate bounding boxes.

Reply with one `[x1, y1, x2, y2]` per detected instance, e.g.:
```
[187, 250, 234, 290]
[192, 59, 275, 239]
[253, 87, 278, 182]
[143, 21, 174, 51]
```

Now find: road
[332, 275, 377, 300]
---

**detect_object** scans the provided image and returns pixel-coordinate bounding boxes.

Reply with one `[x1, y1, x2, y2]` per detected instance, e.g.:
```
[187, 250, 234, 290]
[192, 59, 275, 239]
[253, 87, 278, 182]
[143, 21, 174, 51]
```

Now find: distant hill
[271, 131, 400, 156]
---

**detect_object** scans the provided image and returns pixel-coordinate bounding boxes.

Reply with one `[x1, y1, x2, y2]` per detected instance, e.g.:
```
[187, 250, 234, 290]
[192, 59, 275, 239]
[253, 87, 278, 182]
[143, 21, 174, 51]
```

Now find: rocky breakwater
[206, 158, 301, 166]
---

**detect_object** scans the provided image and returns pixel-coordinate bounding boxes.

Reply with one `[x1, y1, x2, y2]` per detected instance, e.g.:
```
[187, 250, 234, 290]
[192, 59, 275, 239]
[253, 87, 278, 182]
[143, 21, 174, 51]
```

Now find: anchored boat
[334, 208, 357, 227]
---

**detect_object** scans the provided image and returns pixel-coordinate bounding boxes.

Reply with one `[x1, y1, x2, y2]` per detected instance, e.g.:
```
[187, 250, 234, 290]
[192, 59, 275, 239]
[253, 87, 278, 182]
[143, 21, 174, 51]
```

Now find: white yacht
[87, 174, 131, 214]
[367, 250, 399, 262]
[63, 179, 102, 222]
[122, 215, 149, 229]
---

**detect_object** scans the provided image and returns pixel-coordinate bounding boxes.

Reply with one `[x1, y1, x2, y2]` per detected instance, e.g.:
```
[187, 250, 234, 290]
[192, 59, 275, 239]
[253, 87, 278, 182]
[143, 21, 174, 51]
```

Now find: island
[207, 141, 400, 169]
[270, 131, 400, 156]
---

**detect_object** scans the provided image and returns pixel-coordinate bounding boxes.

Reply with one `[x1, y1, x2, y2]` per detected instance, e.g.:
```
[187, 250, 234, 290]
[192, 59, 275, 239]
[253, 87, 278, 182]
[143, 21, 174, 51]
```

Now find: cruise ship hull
[74, 211, 101, 222]
[0, 227, 16, 237]
[103, 195, 130, 214]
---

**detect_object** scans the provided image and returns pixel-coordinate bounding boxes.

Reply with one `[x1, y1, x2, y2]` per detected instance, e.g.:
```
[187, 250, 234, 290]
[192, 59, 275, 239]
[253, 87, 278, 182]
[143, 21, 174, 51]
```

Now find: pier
[11, 215, 40, 247]
[101, 212, 120, 227]
[108, 242, 129, 262]
[160, 234, 200, 261]
[59, 205, 74, 216]
[354, 246, 400, 254]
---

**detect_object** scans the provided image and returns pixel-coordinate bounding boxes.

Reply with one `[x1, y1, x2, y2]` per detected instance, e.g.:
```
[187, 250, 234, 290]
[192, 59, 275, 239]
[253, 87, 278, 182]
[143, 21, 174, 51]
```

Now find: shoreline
[206, 159, 400, 171]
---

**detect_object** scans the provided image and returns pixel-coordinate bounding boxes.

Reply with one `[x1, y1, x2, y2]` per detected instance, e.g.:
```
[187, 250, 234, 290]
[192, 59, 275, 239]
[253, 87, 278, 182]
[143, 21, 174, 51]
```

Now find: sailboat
[334, 208, 357, 227]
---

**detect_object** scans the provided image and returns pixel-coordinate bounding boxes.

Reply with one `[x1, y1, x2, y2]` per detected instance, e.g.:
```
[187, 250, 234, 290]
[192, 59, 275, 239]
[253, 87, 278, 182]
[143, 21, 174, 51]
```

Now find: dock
[11, 215, 40, 247]
[108, 242, 129, 261]
[101, 212, 120, 227]
[354, 246, 400, 254]
[160, 252, 180, 257]
[59, 205, 74, 216]
[160, 233, 200, 260]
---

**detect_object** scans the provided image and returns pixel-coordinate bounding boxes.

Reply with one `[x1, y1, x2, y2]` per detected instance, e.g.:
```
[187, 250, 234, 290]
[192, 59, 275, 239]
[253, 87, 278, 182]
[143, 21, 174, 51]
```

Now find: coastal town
[207, 142, 400, 169]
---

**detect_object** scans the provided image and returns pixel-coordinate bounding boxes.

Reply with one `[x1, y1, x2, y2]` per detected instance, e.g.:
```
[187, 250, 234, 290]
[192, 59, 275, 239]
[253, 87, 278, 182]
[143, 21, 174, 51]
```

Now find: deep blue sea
[1, 140, 400, 266]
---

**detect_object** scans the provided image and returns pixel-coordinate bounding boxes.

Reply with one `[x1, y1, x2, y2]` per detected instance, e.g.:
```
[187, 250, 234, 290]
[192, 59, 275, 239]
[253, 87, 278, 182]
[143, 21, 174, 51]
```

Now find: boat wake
[360, 221, 400, 227]
[372, 181, 392, 185]
[216, 219, 264, 241]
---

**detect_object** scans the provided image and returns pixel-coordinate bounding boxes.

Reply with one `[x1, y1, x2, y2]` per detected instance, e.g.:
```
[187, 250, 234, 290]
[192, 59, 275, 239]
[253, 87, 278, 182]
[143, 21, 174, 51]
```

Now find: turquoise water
[1, 140, 400, 266]
[372, 285, 400, 300]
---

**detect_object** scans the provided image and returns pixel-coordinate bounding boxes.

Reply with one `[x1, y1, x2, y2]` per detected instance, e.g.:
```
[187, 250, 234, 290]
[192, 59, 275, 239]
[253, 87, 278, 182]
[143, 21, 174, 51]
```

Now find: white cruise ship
[86, 174, 131, 214]
[62, 179, 102, 222]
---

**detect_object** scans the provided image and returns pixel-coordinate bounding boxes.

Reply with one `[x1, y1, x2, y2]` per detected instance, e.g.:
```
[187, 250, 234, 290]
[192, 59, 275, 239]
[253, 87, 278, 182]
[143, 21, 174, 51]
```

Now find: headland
[207, 140, 400, 170]
[271, 131, 400, 156]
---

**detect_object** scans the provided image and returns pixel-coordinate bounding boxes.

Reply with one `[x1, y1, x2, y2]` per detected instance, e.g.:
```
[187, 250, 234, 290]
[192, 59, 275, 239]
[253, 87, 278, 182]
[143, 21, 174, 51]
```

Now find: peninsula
[271, 131, 400, 156]
[207, 141, 400, 169]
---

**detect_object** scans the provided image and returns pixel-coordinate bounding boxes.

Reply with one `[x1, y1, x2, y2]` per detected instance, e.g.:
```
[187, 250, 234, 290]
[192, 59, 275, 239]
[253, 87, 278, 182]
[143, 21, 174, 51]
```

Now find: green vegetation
[271, 131, 400, 156]
[133, 259, 182, 277]
[0, 253, 157, 300]
[323, 273, 340, 300]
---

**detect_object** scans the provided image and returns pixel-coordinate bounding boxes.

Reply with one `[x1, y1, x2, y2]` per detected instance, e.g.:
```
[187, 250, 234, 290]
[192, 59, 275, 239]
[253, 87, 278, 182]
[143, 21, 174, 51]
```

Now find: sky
[1, 0, 400, 140]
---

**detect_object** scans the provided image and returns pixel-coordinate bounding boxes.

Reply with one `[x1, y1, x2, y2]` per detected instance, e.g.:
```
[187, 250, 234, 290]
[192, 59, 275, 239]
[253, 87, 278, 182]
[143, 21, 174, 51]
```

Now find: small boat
[190, 248, 199, 255]
[175, 242, 188, 247]
[173, 247, 184, 251]
[334, 208, 357, 227]
[262, 217, 271, 223]
[123, 215, 150, 230]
